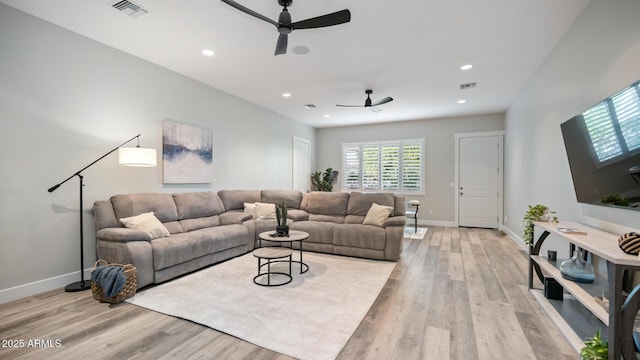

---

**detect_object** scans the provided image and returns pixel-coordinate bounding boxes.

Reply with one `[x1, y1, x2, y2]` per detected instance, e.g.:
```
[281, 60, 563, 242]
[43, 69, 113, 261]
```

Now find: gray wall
[0, 4, 315, 298]
[317, 113, 505, 226]
[504, 0, 640, 255]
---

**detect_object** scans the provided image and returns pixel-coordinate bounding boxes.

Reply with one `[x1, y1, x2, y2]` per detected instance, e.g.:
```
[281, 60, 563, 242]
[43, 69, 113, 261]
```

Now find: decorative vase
[539, 210, 551, 222]
[560, 247, 595, 283]
[276, 225, 289, 237]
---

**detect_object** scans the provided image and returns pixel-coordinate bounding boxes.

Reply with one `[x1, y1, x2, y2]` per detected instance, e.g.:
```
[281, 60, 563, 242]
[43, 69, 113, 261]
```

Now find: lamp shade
[118, 147, 157, 167]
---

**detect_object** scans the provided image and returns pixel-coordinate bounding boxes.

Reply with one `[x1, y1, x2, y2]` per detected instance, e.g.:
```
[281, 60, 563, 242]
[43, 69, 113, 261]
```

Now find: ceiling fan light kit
[220, 0, 351, 55]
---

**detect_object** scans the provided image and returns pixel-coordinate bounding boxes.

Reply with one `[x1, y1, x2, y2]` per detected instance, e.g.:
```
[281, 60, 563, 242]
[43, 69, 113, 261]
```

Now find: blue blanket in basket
[92, 265, 126, 298]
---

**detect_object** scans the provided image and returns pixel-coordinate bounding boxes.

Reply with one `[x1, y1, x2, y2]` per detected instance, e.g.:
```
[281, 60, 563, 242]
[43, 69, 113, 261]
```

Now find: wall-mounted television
[561, 80, 640, 210]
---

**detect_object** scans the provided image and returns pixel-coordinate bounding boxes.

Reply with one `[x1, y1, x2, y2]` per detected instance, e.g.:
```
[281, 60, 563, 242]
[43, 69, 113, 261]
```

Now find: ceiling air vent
[111, 0, 149, 18]
[459, 82, 477, 90]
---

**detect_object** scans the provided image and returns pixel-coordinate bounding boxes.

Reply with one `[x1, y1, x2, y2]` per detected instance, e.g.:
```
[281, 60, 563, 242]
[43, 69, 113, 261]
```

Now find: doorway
[292, 136, 311, 193]
[455, 131, 503, 228]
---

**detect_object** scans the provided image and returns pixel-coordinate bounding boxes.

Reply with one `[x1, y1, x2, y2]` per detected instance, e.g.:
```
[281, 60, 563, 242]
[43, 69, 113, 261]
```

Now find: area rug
[404, 226, 428, 239]
[126, 252, 395, 360]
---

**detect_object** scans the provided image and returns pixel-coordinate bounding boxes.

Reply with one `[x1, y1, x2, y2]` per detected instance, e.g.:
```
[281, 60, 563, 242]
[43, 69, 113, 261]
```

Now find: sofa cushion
[218, 190, 261, 211]
[173, 192, 223, 220]
[347, 192, 395, 216]
[302, 192, 349, 216]
[111, 193, 179, 223]
[334, 224, 386, 250]
[363, 203, 394, 227]
[290, 221, 335, 245]
[119, 212, 170, 239]
[199, 224, 248, 253]
[261, 189, 303, 209]
[151, 231, 211, 270]
[180, 215, 221, 232]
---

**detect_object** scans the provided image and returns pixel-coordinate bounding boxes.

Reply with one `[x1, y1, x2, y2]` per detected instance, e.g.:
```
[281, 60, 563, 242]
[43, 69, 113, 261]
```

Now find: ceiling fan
[336, 90, 394, 112]
[220, 0, 351, 56]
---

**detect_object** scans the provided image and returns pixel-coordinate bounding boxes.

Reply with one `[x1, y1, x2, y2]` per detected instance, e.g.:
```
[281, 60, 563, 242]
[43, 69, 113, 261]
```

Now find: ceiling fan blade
[291, 9, 351, 30]
[275, 33, 288, 55]
[336, 104, 363, 107]
[220, 0, 278, 27]
[372, 97, 393, 106]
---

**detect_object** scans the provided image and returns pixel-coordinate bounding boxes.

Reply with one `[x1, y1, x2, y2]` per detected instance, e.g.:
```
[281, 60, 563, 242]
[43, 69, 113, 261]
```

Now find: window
[341, 139, 424, 193]
[581, 81, 640, 165]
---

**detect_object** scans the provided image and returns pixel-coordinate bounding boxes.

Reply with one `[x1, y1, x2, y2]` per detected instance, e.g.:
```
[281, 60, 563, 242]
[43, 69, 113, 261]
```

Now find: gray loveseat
[93, 190, 406, 288]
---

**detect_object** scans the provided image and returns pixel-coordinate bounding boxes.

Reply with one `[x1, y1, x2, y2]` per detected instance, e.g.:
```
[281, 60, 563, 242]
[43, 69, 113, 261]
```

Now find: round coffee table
[252, 247, 292, 287]
[258, 230, 309, 274]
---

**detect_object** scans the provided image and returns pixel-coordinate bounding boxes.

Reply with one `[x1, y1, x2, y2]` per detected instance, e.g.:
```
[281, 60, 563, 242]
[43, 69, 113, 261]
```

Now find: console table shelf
[528, 221, 640, 360]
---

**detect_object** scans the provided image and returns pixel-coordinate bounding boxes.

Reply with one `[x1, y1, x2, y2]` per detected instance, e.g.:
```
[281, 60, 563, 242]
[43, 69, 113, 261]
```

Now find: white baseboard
[501, 225, 528, 251]
[0, 268, 91, 304]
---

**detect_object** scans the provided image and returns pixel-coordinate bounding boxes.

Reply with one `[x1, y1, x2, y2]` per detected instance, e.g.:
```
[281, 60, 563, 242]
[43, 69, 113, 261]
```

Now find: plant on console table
[275, 201, 289, 237]
[580, 329, 608, 360]
[522, 204, 558, 245]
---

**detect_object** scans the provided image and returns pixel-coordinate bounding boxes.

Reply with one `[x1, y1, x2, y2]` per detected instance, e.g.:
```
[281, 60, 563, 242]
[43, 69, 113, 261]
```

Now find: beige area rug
[126, 252, 395, 360]
[404, 226, 428, 240]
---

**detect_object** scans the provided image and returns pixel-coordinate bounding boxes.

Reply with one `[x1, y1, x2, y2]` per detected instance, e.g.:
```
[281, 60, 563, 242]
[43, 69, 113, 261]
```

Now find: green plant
[311, 167, 339, 192]
[275, 201, 287, 227]
[580, 329, 608, 360]
[522, 204, 558, 245]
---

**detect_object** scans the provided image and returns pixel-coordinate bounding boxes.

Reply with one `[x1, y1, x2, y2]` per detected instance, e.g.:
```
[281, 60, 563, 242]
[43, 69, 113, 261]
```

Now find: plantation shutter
[362, 145, 380, 190]
[342, 145, 360, 190]
[381, 145, 400, 190]
[402, 142, 422, 191]
[341, 139, 424, 193]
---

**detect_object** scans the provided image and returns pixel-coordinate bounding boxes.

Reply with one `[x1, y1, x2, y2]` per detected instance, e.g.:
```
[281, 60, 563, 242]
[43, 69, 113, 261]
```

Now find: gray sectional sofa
[93, 189, 406, 288]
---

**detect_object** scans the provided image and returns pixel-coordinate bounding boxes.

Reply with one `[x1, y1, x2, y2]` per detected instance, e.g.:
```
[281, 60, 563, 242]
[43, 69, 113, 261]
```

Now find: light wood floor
[0, 227, 576, 360]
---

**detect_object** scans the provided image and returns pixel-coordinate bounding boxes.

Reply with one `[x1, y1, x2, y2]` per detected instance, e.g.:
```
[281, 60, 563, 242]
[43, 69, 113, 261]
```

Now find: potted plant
[522, 204, 558, 245]
[311, 167, 339, 192]
[275, 201, 289, 236]
[580, 329, 608, 360]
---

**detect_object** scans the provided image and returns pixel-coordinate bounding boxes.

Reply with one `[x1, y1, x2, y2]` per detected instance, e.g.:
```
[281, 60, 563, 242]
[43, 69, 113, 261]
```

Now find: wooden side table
[252, 247, 292, 287]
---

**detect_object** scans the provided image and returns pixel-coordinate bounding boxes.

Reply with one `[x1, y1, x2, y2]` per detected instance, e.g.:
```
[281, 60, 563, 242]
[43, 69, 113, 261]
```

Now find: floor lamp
[47, 134, 157, 292]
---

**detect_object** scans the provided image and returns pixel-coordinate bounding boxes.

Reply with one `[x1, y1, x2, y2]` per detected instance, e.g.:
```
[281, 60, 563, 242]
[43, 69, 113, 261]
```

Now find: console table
[528, 221, 640, 360]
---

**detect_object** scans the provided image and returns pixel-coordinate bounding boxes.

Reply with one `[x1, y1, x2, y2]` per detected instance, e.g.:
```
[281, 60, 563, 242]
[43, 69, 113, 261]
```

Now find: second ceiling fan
[220, 0, 351, 55]
[336, 90, 394, 112]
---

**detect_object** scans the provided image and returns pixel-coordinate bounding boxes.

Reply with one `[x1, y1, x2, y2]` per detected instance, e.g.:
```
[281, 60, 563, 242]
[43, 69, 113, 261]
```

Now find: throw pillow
[255, 202, 276, 220]
[363, 203, 394, 227]
[120, 211, 170, 239]
[243, 202, 257, 219]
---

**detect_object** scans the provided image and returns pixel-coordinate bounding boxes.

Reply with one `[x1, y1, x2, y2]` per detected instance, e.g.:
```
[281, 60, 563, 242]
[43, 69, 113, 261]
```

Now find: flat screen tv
[561, 80, 640, 210]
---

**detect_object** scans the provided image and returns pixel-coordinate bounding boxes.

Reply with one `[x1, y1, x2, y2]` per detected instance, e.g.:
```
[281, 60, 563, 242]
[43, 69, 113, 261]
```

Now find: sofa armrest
[96, 228, 152, 242]
[287, 209, 309, 222]
[220, 212, 252, 225]
[383, 216, 406, 228]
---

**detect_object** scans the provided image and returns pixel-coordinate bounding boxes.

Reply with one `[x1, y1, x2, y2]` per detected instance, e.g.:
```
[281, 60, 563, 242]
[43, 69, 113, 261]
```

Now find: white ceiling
[1, 0, 590, 128]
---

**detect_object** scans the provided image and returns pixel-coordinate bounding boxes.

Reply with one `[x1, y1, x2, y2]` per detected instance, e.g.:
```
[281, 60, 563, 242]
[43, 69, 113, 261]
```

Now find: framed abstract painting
[162, 120, 213, 184]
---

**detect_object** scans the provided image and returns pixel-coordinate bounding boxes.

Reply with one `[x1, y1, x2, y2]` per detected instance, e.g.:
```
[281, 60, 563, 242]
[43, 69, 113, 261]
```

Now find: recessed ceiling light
[323, 114, 330, 118]
[457, 99, 467, 104]
[201, 49, 215, 56]
[460, 64, 473, 70]
[282, 93, 291, 98]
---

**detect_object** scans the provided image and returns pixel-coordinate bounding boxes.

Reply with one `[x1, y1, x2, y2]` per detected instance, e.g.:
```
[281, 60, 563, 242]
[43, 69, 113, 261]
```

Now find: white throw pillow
[243, 202, 257, 219]
[255, 202, 277, 220]
[120, 211, 170, 239]
[363, 203, 394, 227]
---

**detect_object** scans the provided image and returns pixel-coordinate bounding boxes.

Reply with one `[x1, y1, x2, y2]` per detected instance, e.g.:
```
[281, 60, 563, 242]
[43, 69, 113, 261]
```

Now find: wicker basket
[91, 260, 137, 304]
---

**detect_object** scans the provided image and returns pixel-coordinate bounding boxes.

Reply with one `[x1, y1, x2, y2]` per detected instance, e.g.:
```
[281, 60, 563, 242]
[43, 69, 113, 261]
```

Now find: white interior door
[292, 137, 311, 193]
[458, 135, 499, 228]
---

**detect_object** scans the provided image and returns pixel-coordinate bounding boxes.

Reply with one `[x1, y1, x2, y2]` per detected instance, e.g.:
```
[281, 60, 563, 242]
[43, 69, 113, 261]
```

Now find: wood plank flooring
[0, 227, 577, 359]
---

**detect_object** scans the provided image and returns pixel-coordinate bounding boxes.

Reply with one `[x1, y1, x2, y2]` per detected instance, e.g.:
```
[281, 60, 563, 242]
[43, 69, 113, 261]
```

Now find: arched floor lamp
[47, 134, 157, 292]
